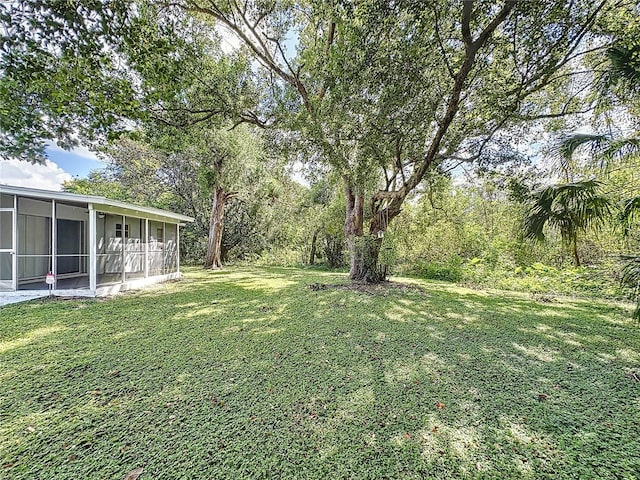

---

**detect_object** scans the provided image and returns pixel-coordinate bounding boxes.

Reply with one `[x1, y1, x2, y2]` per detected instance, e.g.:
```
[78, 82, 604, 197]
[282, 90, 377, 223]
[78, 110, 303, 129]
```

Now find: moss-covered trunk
[344, 181, 387, 282]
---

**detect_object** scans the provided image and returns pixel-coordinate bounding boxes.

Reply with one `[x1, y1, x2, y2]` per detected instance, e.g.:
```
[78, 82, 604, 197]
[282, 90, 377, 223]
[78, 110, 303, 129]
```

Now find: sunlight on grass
[616, 348, 640, 363]
[180, 306, 220, 318]
[0, 325, 67, 354]
[512, 343, 562, 362]
[417, 415, 480, 461]
[1, 266, 638, 479]
[213, 270, 297, 292]
[250, 327, 284, 335]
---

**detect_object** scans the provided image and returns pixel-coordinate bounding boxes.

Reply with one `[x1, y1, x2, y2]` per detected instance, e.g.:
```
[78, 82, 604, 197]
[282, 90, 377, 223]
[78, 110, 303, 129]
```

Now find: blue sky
[0, 145, 105, 191]
[46, 148, 106, 178]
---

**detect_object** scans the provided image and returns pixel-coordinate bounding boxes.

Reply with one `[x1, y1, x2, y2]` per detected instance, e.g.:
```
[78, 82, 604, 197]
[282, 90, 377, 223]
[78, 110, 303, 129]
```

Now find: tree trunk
[309, 228, 320, 265]
[348, 235, 385, 282]
[344, 178, 406, 283]
[324, 235, 344, 268]
[572, 237, 581, 267]
[204, 187, 227, 269]
[344, 180, 384, 282]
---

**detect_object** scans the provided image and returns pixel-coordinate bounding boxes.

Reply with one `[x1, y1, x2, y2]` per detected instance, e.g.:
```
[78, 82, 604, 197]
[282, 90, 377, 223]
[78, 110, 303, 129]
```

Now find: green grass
[1, 267, 639, 479]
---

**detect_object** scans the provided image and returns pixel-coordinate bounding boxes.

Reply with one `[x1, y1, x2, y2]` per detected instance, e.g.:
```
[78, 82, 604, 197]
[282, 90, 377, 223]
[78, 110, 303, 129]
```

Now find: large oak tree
[169, 0, 627, 281]
[2, 0, 633, 281]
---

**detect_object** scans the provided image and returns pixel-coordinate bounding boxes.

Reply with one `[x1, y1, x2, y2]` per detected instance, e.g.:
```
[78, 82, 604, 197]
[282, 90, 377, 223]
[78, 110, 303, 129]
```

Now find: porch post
[88, 204, 96, 292]
[12, 194, 17, 291]
[144, 218, 149, 278]
[51, 199, 56, 289]
[122, 215, 126, 284]
[176, 223, 180, 275]
[162, 222, 166, 274]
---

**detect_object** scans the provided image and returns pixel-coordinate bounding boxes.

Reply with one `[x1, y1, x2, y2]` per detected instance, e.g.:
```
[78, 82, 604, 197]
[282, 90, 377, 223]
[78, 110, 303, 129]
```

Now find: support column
[51, 200, 56, 289]
[144, 218, 149, 278]
[88, 204, 96, 292]
[176, 223, 180, 275]
[162, 222, 166, 274]
[122, 215, 126, 284]
[12, 195, 17, 291]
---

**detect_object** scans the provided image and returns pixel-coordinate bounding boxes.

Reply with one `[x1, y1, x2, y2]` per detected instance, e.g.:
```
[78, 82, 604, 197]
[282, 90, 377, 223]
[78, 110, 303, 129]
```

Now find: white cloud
[0, 159, 71, 191]
[46, 142, 100, 161]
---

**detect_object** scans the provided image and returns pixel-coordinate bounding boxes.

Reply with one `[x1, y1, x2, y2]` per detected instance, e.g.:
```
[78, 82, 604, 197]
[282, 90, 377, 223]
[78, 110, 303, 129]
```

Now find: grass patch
[1, 267, 639, 479]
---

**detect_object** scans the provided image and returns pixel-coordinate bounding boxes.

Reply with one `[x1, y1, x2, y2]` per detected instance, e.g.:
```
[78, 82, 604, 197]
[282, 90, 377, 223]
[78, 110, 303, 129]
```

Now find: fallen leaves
[123, 467, 144, 480]
[435, 402, 445, 409]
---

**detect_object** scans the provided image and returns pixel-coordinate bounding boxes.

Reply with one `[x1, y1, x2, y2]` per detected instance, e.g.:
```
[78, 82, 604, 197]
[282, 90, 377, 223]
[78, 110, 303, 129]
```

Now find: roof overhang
[0, 185, 194, 224]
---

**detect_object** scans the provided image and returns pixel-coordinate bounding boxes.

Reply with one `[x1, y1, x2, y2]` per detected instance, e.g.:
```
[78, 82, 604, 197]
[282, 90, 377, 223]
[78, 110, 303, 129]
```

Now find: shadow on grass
[1, 267, 638, 479]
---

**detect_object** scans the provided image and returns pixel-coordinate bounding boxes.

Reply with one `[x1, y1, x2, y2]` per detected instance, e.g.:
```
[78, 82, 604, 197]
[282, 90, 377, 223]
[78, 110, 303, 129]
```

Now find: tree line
[1, 0, 639, 314]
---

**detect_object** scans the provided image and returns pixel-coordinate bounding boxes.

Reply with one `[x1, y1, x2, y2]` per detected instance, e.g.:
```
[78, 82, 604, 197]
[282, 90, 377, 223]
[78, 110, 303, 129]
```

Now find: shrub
[413, 256, 463, 282]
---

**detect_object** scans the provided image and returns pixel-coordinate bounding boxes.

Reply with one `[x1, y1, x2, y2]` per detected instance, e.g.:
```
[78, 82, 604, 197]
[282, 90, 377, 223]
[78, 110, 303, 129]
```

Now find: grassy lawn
[1, 267, 639, 479]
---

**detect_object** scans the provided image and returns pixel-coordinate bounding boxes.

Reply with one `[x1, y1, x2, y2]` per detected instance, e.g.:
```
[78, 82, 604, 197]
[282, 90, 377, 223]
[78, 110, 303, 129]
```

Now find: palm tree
[523, 179, 611, 266]
[551, 41, 640, 312]
[556, 133, 640, 181]
[554, 41, 640, 177]
[606, 43, 640, 95]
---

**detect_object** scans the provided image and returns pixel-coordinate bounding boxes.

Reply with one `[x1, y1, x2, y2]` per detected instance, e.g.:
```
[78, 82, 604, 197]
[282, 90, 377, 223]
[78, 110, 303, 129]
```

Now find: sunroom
[0, 185, 193, 304]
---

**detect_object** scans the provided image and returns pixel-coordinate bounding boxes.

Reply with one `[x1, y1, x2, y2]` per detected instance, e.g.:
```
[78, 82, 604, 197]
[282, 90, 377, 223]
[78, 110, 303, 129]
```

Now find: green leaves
[0, 0, 140, 162]
[523, 179, 611, 265]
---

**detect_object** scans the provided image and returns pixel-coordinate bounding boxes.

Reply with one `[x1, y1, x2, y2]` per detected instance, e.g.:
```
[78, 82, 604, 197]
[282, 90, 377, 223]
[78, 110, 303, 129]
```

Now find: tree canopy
[2, 0, 638, 284]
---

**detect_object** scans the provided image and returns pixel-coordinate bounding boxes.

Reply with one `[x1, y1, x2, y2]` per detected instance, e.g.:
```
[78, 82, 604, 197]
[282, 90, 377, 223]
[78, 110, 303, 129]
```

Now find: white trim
[122, 215, 126, 284]
[144, 218, 149, 278]
[176, 224, 180, 274]
[96, 272, 181, 296]
[88, 204, 96, 292]
[1, 272, 182, 306]
[13, 194, 17, 291]
[162, 221, 166, 274]
[0, 196, 18, 291]
[51, 199, 56, 289]
[0, 185, 193, 223]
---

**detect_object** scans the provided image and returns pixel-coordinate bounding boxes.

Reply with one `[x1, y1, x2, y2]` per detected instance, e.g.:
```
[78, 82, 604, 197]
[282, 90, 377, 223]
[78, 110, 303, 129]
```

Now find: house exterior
[0, 185, 194, 305]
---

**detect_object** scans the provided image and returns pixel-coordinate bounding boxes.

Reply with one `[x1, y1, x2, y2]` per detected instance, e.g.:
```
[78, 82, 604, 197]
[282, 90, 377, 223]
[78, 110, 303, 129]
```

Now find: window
[115, 223, 129, 238]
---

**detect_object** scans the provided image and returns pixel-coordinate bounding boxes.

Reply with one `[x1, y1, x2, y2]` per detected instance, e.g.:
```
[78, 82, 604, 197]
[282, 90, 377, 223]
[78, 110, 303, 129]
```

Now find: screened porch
[0, 186, 192, 300]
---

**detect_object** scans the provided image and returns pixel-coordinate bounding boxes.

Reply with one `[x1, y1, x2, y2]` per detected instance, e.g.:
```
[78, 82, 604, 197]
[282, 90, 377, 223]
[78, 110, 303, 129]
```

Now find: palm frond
[608, 44, 640, 90]
[553, 132, 640, 174]
[619, 196, 640, 236]
[603, 136, 640, 161]
[554, 134, 610, 175]
[523, 180, 611, 244]
[557, 134, 610, 160]
[523, 204, 550, 241]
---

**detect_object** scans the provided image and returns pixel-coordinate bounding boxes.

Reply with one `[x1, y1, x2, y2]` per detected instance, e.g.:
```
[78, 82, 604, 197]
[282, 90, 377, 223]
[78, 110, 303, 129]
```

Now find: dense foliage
[2, 0, 640, 311]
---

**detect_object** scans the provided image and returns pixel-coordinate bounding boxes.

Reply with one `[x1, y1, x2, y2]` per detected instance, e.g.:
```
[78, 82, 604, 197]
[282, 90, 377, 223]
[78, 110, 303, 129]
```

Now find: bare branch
[461, 1, 473, 47]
